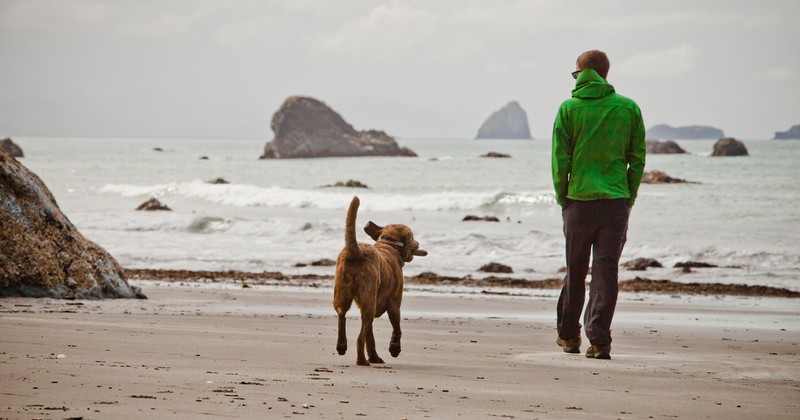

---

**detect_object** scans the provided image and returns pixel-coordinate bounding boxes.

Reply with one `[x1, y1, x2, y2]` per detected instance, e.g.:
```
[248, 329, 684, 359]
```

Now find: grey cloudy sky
[1, 0, 797, 140]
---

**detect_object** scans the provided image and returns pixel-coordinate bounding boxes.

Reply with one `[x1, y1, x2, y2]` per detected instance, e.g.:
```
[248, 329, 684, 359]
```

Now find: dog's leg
[388, 303, 402, 358]
[366, 323, 385, 364]
[356, 306, 376, 366]
[333, 284, 352, 356]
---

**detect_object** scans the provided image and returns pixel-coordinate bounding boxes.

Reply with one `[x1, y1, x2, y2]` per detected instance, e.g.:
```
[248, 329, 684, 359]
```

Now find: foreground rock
[1, 138, 23, 157]
[647, 124, 724, 140]
[646, 139, 686, 154]
[642, 170, 695, 184]
[0, 149, 143, 299]
[476, 101, 532, 139]
[711, 138, 748, 156]
[260, 96, 417, 159]
[774, 124, 800, 140]
[136, 198, 172, 211]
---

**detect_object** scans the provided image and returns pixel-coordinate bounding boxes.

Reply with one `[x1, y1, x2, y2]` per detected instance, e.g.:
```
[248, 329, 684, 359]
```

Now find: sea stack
[0, 148, 144, 299]
[260, 96, 416, 159]
[1, 138, 23, 158]
[476, 101, 532, 139]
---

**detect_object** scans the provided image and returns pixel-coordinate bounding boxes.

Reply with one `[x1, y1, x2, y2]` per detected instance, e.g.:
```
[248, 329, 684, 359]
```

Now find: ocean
[12, 137, 800, 291]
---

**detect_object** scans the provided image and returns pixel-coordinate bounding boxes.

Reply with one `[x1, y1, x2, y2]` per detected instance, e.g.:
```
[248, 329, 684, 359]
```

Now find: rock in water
[476, 101, 532, 139]
[646, 139, 686, 154]
[1, 138, 24, 158]
[260, 96, 417, 159]
[0, 149, 144, 299]
[711, 138, 748, 156]
[136, 197, 172, 211]
[774, 124, 800, 140]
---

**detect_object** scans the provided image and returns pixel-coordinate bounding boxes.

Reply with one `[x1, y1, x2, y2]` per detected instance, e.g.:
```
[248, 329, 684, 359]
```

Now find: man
[551, 50, 646, 360]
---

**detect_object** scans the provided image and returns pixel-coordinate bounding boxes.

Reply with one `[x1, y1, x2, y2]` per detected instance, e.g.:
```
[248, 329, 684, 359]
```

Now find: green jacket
[551, 69, 646, 207]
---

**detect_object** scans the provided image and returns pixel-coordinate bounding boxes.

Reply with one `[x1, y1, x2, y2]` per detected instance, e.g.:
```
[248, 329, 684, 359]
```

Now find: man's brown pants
[557, 198, 629, 346]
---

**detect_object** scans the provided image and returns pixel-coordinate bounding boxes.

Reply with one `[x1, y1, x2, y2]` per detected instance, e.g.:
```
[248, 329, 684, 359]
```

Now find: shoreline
[1, 282, 798, 419]
[125, 268, 800, 298]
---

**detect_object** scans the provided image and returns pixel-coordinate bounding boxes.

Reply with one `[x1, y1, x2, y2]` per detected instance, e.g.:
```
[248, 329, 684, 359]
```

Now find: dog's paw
[356, 358, 371, 366]
[389, 343, 401, 358]
[336, 344, 347, 355]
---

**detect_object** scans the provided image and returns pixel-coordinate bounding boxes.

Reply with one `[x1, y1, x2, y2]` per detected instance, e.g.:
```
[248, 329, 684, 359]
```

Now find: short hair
[576, 50, 610, 79]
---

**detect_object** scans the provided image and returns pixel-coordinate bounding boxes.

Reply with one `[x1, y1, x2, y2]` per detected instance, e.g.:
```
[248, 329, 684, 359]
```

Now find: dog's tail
[344, 196, 363, 259]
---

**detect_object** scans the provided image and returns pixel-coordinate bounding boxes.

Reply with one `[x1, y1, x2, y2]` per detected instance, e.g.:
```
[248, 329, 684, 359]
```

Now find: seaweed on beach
[124, 269, 800, 298]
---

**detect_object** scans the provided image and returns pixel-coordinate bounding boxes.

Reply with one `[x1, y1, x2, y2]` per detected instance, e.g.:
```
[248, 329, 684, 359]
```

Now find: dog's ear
[364, 221, 383, 241]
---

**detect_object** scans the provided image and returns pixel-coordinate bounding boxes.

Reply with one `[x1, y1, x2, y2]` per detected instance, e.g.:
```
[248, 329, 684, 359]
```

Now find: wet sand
[1, 281, 798, 419]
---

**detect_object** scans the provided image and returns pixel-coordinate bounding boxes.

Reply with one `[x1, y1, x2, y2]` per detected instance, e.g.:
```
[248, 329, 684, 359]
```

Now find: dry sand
[1, 280, 798, 419]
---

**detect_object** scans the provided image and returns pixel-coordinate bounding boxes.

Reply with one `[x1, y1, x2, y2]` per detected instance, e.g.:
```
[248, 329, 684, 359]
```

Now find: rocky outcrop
[646, 139, 686, 154]
[1, 138, 23, 158]
[647, 124, 724, 140]
[0, 149, 144, 299]
[642, 170, 695, 184]
[136, 198, 171, 211]
[478, 262, 513, 273]
[260, 96, 416, 159]
[463, 215, 500, 222]
[620, 258, 663, 271]
[476, 101, 532, 139]
[774, 124, 800, 140]
[321, 180, 368, 189]
[480, 152, 511, 158]
[711, 138, 748, 156]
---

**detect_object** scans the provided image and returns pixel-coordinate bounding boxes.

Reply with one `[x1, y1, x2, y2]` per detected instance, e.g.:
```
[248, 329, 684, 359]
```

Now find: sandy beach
[1, 279, 798, 419]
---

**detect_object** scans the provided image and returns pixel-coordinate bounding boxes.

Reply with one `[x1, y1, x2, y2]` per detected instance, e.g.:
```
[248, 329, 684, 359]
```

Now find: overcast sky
[1, 0, 797, 140]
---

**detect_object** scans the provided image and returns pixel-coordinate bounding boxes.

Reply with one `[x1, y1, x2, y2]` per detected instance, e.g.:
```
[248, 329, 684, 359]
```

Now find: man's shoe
[556, 336, 581, 354]
[585, 344, 611, 359]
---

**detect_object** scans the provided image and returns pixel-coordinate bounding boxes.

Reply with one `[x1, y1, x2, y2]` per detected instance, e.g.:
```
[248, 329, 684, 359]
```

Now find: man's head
[576, 50, 610, 79]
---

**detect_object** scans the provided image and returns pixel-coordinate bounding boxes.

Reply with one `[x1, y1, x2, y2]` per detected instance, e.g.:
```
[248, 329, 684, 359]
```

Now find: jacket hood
[572, 68, 615, 99]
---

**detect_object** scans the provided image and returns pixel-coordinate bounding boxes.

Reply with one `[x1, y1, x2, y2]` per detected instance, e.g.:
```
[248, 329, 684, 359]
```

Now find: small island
[774, 124, 800, 140]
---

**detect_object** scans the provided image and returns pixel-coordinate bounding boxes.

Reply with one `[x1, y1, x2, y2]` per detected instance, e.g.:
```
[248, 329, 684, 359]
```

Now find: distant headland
[646, 124, 724, 140]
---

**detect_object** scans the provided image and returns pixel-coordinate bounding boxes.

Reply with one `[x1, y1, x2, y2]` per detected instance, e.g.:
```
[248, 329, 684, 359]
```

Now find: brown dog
[333, 196, 427, 366]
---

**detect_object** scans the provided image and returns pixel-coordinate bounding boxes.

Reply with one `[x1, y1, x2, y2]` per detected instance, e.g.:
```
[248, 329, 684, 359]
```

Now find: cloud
[754, 66, 794, 81]
[0, 0, 112, 32]
[118, 3, 224, 36]
[615, 44, 701, 77]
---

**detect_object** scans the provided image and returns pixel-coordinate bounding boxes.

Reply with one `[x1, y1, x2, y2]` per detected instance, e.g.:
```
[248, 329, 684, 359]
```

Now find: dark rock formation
[480, 152, 511, 158]
[674, 261, 718, 268]
[620, 258, 663, 271]
[647, 124, 724, 140]
[646, 139, 686, 154]
[207, 177, 230, 184]
[135, 198, 172, 211]
[463, 215, 500, 222]
[476, 101, 532, 139]
[0, 149, 144, 299]
[1, 138, 23, 158]
[260, 96, 417, 159]
[642, 170, 695, 184]
[199, 156, 209, 160]
[711, 138, 748, 156]
[478, 262, 513, 273]
[321, 180, 368, 189]
[774, 124, 800, 140]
